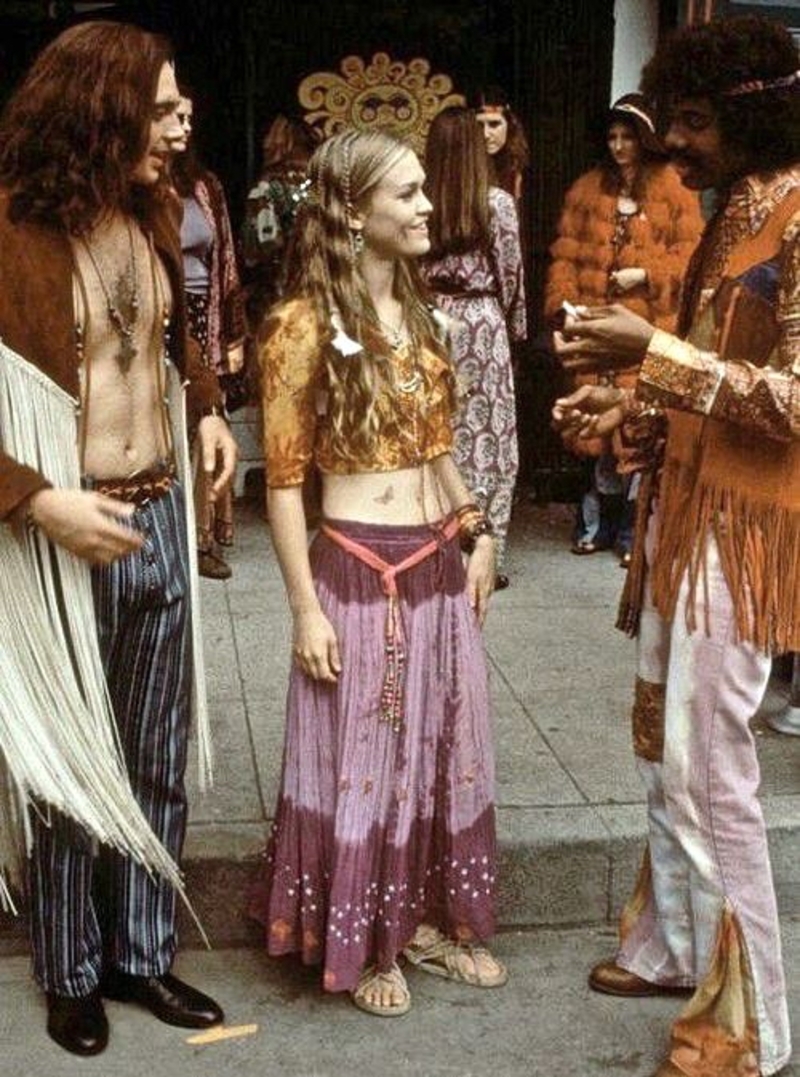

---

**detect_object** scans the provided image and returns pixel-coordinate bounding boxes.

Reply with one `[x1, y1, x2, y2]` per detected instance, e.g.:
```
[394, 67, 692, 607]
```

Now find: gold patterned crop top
[259, 298, 454, 487]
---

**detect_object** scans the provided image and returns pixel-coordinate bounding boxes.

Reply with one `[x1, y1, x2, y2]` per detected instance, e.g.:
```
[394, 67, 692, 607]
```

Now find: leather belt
[91, 464, 176, 506]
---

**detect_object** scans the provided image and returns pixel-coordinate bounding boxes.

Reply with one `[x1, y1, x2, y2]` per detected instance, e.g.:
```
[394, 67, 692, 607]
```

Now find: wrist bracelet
[455, 501, 481, 519]
[460, 516, 495, 554]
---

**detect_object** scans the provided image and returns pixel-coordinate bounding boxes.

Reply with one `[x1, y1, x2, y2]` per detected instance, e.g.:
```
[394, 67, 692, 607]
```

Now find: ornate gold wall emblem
[298, 52, 464, 153]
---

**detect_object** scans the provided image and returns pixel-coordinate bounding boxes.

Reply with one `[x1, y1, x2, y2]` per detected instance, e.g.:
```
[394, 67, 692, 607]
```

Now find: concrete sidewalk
[2, 490, 799, 955]
[2, 926, 800, 1077]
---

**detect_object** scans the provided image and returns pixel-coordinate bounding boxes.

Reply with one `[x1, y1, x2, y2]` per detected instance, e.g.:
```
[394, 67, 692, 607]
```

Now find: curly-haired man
[553, 15, 800, 1077]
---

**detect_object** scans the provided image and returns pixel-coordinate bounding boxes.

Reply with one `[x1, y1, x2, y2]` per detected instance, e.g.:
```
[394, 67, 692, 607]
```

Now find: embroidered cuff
[638, 328, 724, 415]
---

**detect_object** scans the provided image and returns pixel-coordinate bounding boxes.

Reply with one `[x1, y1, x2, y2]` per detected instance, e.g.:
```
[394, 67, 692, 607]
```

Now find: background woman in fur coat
[545, 93, 702, 563]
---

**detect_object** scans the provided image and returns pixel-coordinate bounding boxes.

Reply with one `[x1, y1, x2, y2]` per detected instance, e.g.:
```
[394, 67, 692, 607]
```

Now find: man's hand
[23, 488, 143, 564]
[552, 383, 628, 441]
[197, 414, 238, 501]
[553, 303, 655, 374]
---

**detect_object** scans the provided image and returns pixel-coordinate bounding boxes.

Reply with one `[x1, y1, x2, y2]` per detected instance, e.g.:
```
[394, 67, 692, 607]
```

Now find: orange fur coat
[545, 162, 703, 328]
[546, 163, 703, 455]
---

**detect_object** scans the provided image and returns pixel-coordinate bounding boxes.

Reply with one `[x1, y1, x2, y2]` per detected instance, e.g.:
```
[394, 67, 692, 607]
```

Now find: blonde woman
[253, 128, 506, 1016]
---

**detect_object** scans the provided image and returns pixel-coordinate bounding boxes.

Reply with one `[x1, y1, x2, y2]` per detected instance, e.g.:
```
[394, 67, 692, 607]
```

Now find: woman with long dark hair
[253, 128, 507, 1017]
[545, 93, 702, 563]
[423, 106, 526, 587]
[472, 86, 530, 204]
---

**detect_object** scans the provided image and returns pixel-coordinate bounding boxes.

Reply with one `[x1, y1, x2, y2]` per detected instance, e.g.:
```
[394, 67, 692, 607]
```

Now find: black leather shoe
[102, 970, 224, 1028]
[46, 990, 108, 1056]
[494, 573, 510, 591]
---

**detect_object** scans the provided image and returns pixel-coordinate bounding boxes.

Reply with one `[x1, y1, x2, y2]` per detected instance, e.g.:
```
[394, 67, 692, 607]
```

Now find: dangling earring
[350, 229, 364, 260]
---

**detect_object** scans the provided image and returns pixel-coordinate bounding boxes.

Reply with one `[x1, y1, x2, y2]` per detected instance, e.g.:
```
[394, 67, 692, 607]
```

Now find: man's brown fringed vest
[650, 185, 800, 653]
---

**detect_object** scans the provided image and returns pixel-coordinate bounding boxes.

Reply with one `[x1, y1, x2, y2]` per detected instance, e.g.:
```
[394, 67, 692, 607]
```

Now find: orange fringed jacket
[544, 163, 703, 329]
[636, 169, 800, 654]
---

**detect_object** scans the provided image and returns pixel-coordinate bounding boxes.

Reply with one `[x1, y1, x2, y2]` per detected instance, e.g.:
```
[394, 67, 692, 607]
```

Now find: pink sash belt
[320, 517, 459, 732]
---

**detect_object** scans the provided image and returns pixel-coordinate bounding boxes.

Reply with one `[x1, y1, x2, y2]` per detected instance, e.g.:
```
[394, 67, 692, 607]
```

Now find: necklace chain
[74, 228, 174, 473]
[396, 366, 422, 393]
[80, 219, 140, 374]
[385, 316, 422, 394]
[376, 312, 408, 351]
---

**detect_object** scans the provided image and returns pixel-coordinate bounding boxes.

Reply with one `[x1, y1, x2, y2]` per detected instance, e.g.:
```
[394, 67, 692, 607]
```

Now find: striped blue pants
[29, 481, 192, 997]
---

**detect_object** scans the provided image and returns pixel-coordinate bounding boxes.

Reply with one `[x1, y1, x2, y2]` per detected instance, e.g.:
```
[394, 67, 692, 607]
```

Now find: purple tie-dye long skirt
[254, 518, 498, 994]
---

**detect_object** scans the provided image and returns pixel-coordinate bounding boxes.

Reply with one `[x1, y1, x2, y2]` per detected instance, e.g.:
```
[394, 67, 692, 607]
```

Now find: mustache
[670, 152, 702, 168]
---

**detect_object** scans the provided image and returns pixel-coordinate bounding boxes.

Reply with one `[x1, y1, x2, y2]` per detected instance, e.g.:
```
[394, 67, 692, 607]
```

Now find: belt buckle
[135, 480, 154, 509]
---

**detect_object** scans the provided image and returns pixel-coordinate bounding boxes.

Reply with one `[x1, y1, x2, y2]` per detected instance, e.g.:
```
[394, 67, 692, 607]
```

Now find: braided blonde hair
[284, 127, 452, 463]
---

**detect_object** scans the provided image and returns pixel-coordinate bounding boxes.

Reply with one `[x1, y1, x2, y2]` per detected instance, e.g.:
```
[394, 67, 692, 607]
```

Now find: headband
[611, 102, 655, 132]
[723, 69, 800, 97]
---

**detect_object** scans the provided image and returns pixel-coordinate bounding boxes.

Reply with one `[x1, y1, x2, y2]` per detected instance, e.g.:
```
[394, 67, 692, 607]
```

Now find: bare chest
[71, 218, 174, 477]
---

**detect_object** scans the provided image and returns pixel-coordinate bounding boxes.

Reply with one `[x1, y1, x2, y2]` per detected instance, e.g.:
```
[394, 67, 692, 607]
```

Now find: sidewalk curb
[4, 797, 799, 957]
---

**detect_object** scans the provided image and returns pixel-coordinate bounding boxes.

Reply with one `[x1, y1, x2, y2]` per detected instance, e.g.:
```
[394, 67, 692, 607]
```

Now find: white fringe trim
[0, 341, 206, 928]
[168, 364, 213, 791]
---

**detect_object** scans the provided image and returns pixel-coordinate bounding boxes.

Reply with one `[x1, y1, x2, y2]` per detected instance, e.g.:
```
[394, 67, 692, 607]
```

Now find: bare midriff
[321, 461, 449, 525]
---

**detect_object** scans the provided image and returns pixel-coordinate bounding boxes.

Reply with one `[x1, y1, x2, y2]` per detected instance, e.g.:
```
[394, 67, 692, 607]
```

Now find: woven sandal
[403, 926, 508, 988]
[351, 962, 411, 1017]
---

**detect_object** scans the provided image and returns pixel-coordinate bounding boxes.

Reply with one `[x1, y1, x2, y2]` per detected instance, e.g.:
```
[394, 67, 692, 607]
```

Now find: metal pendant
[117, 333, 137, 375]
[396, 371, 422, 394]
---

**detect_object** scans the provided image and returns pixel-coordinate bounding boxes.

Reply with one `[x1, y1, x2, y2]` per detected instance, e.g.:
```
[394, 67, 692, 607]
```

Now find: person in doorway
[240, 113, 317, 330]
[172, 91, 245, 579]
[473, 85, 530, 204]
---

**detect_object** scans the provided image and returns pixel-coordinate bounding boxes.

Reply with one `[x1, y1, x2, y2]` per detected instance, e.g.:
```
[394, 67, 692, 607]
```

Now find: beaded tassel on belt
[380, 591, 405, 731]
[320, 517, 459, 732]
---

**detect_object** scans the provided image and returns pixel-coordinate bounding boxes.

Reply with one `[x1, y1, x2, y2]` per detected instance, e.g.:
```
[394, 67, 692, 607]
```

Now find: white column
[611, 0, 660, 103]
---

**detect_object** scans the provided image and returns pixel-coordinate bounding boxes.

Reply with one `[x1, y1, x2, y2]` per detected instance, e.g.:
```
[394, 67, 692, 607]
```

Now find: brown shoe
[588, 959, 693, 997]
[198, 550, 232, 580]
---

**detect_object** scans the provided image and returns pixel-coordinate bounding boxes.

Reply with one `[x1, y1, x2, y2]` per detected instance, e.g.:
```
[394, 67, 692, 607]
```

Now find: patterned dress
[423, 187, 526, 568]
[181, 172, 243, 554]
